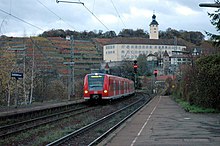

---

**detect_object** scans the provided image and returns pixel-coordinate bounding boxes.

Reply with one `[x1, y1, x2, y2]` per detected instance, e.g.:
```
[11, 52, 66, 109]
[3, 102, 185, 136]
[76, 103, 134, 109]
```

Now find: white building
[103, 38, 186, 62]
[103, 14, 187, 63]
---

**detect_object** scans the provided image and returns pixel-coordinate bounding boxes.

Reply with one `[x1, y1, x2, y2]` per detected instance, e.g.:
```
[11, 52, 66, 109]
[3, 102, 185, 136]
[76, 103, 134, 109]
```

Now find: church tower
[149, 14, 159, 39]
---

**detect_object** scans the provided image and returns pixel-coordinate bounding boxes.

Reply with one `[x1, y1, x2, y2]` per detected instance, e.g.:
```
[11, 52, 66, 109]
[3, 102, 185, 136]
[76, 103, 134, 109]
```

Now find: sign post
[11, 72, 23, 107]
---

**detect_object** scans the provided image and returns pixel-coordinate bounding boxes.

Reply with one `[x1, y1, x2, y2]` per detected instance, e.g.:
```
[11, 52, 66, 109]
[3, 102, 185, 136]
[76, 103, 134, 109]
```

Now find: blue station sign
[11, 72, 23, 79]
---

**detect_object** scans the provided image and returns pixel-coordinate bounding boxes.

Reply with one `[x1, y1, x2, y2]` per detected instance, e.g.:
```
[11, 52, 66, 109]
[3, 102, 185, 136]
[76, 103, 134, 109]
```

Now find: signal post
[133, 60, 138, 89]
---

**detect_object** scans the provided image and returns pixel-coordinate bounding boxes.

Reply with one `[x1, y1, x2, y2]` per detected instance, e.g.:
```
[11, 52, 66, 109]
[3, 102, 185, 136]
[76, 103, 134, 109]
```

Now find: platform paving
[100, 96, 220, 146]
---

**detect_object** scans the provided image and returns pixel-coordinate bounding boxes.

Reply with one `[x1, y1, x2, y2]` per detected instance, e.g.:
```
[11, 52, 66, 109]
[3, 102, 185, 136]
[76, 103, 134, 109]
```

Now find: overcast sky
[0, 0, 218, 37]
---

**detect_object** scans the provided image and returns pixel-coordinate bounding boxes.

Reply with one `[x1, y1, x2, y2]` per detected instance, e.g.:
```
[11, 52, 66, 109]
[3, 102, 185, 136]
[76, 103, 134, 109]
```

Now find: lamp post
[63, 35, 75, 100]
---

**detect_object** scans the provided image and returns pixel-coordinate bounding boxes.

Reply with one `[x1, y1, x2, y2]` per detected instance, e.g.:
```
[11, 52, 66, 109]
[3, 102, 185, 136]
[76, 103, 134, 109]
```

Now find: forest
[39, 28, 205, 45]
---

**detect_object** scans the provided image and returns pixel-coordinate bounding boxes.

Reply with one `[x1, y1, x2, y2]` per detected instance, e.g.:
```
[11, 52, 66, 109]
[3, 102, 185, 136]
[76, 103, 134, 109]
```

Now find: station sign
[63, 62, 74, 66]
[11, 72, 23, 79]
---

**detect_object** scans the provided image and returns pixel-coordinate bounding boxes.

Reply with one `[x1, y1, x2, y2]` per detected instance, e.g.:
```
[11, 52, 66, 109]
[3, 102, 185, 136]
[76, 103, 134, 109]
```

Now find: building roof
[170, 54, 190, 58]
[150, 14, 159, 26]
[105, 37, 187, 46]
[163, 50, 169, 57]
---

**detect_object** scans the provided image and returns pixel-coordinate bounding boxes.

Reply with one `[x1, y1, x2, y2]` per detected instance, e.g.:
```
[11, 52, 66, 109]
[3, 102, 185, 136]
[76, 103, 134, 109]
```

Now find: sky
[0, 0, 219, 37]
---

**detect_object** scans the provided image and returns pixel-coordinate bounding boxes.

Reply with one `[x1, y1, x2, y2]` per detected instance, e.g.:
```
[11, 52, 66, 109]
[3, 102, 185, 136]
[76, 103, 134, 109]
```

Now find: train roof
[86, 73, 133, 81]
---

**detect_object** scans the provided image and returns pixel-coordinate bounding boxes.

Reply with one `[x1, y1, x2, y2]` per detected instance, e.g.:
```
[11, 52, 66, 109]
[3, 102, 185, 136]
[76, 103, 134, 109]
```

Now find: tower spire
[149, 12, 159, 39]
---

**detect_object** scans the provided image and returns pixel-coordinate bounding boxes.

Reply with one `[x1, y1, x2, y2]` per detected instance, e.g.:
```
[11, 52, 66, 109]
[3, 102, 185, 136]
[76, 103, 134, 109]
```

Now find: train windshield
[88, 75, 104, 90]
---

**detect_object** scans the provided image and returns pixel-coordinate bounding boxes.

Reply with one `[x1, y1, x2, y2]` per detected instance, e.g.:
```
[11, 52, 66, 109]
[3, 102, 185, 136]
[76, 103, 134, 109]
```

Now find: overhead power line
[109, 0, 126, 28]
[82, 4, 110, 30]
[56, 0, 110, 30]
[0, 8, 43, 31]
[37, 0, 76, 30]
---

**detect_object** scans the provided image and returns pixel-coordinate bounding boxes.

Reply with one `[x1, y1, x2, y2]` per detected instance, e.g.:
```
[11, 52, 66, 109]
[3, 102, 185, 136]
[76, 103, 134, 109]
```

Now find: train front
[84, 73, 108, 101]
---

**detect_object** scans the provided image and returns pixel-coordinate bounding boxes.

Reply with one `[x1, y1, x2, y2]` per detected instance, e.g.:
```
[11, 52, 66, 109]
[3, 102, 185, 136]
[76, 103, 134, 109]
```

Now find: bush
[46, 80, 68, 101]
[195, 54, 220, 109]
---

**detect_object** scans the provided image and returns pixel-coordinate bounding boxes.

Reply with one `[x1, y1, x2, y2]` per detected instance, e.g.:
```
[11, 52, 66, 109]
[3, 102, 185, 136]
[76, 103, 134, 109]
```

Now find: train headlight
[104, 90, 108, 93]
[84, 90, 88, 94]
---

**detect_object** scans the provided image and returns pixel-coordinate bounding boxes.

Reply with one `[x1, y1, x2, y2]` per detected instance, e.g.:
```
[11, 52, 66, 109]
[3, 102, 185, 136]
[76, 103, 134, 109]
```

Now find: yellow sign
[91, 75, 102, 78]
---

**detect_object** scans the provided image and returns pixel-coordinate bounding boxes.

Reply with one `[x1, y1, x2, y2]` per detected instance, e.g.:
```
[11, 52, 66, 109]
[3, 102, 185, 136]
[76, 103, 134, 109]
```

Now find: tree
[0, 50, 16, 105]
[102, 31, 116, 38]
[118, 29, 149, 37]
[194, 54, 220, 109]
[206, 8, 220, 47]
[136, 54, 148, 76]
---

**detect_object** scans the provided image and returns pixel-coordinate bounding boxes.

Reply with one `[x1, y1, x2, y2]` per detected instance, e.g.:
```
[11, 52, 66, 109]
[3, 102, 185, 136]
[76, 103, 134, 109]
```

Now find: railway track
[0, 101, 87, 125]
[0, 104, 96, 138]
[0, 92, 152, 145]
[46, 93, 151, 146]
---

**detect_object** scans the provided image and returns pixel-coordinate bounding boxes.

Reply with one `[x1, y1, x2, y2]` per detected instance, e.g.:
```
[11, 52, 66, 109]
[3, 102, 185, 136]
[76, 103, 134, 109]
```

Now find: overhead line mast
[199, 0, 220, 8]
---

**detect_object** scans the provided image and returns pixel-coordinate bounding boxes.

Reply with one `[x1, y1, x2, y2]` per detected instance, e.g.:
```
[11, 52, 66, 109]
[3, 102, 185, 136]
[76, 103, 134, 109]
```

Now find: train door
[121, 81, 124, 95]
[115, 80, 119, 95]
[119, 81, 121, 95]
[124, 81, 126, 94]
[113, 80, 116, 96]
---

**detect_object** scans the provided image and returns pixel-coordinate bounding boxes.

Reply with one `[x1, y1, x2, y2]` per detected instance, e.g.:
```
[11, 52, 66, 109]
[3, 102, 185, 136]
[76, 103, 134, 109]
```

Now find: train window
[88, 75, 104, 90]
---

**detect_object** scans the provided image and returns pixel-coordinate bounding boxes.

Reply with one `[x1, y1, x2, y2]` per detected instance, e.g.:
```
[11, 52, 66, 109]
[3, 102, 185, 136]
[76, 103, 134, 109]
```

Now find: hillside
[0, 36, 103, 79]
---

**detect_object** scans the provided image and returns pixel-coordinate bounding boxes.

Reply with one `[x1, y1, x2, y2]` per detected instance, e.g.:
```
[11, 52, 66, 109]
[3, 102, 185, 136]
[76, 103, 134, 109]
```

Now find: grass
[174, 97, 219, 113]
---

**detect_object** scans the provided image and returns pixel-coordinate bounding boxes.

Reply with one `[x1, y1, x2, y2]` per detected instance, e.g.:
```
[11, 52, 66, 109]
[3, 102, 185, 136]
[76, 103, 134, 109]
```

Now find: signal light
[153, 70, 158, 77]
[133, 60, 138, 73]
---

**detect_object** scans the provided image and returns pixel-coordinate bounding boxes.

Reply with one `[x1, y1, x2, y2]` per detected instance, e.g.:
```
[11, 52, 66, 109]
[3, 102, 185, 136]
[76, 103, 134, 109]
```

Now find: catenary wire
[0, 8, 43, 31]
[57, 0, 110, 30]
[37, 0, 76, 30]
[109, 0, 126, 28]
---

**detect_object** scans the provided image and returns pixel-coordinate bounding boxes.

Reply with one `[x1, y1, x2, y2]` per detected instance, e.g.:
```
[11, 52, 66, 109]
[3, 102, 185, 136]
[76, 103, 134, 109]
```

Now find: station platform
[0, 99, 84, 118]
[100, 96, 220, 146]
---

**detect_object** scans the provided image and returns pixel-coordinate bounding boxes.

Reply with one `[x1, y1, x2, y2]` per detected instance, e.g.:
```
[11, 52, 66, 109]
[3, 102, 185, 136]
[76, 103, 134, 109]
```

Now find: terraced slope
[48, 37, 103, 76]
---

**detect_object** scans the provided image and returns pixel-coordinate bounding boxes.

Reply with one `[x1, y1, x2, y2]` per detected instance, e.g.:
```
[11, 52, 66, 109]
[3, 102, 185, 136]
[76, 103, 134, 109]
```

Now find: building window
[126, 45, 130, 49]
[121, 50, 125, 53]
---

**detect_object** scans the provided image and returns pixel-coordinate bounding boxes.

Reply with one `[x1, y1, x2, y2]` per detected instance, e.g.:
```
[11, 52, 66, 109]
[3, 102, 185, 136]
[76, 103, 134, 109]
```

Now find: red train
[84, 73, 135, 101]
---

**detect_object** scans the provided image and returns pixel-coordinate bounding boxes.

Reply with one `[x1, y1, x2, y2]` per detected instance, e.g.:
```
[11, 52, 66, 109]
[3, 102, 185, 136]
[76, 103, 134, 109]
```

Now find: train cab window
[88, 75, 104, 90]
